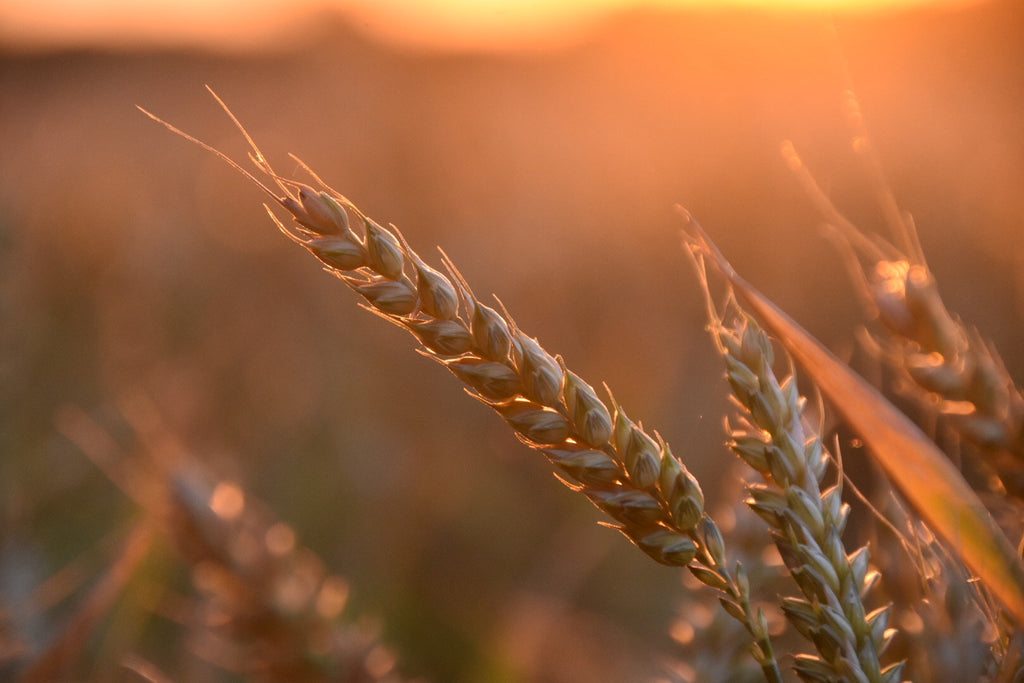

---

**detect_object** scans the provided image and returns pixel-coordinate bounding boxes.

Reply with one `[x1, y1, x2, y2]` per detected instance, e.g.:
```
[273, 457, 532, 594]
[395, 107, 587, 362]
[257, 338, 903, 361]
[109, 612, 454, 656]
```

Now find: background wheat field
[2, 2, 1024, 680]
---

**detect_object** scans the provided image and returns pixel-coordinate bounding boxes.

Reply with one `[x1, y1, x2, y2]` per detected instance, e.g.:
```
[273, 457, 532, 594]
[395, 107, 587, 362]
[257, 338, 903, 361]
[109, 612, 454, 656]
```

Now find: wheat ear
[687, 244, 902, 683]
[164, 467, 399, 681]
[782, 122, 1024, 502]
[58, 403, 401, 682]
[138, 92, 718, 561]
[139, 93, 796, 680]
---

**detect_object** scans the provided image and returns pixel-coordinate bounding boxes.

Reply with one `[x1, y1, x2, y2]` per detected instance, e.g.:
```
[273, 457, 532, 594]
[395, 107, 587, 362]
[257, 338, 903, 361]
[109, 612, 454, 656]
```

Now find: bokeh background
[2, 0, 1023, 679]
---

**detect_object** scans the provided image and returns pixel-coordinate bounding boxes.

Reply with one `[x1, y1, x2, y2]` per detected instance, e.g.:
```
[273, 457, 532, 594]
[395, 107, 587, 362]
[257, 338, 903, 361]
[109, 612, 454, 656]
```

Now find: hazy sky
[0, 0, 981, 52]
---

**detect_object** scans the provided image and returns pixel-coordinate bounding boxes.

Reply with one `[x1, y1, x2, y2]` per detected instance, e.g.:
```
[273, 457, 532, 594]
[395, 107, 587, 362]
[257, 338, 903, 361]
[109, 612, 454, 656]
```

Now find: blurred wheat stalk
[781, 92, 1024, 503]
[9, 401, 404, 682]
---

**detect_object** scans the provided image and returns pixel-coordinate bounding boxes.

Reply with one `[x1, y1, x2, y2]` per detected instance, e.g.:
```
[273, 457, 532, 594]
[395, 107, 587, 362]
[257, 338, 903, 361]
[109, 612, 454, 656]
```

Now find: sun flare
[0, 0, 985, 52]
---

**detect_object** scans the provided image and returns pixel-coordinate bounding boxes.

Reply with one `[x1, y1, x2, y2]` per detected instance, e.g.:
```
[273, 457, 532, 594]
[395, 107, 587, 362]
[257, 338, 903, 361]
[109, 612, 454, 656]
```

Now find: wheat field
[3, 3, 1024, 680]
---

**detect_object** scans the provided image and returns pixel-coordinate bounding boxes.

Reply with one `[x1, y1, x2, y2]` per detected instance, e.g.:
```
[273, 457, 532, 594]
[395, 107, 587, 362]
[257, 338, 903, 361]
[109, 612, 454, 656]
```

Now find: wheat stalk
[165, 467, 399, 681]
[140, 84, 1024, 679]
[57, 403, 402, 682]
[780, 94, 1024, 502]
[137, 91, 802, 680]
[141, 93, 710, 559]
[687, 245, 901, 683]
[668, 473, 798, 682]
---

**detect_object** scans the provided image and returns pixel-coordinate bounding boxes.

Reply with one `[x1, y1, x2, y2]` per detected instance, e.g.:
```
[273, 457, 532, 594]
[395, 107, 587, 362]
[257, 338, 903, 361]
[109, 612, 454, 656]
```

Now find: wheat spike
[782, 130, 1024, 502]
[138, 91, 799, 680]
[139, 92, 715, 566]
[687, 245, 901, 683]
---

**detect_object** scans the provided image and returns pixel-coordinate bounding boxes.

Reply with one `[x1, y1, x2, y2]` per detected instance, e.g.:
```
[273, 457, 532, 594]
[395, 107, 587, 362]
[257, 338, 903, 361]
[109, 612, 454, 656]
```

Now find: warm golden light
[209, 481, 245, 520]
[345, 0, 983, 50]
[265, 522, 297, 556]
[0, 0, 985, 52]
[315, 575, 351, 619]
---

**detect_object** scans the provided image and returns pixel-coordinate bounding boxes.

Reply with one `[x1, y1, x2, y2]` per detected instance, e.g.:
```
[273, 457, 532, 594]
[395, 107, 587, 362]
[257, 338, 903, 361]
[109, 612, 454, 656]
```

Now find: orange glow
[209, 481, 245, 520]
[0, 0, 307, 52]
[265, 522, 297, 556]
[344, 0, 983, 50]
[0, 0, 985, 52]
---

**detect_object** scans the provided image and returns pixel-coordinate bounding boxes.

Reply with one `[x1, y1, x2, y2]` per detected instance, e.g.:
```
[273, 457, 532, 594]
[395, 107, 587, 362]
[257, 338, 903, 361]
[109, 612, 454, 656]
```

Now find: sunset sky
[0, 0, 983, 52]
